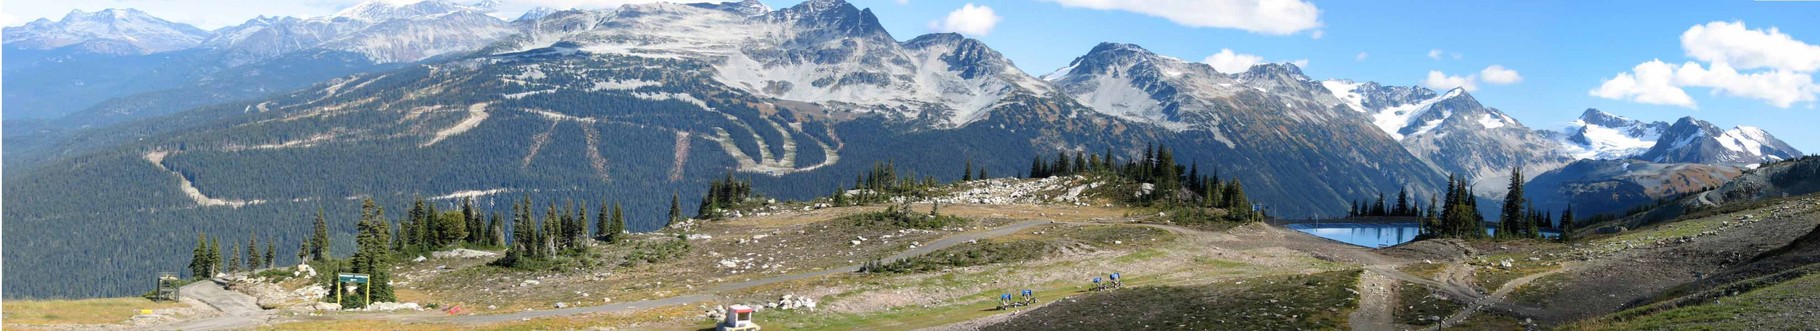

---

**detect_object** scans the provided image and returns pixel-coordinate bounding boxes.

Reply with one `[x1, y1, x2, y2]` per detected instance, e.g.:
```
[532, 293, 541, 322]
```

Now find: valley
[4, 0, 1819, 330]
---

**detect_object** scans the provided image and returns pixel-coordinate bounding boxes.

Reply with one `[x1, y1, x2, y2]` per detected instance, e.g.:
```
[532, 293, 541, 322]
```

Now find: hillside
[11, 172, 1817, 330]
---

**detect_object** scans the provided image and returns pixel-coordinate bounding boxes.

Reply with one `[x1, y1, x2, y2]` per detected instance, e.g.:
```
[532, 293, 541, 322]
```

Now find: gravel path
[149, 279, 272, 330]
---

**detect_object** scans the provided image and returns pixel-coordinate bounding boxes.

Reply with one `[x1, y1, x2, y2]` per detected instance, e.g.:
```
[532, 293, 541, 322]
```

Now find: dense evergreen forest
[1, 52, 1424, 299]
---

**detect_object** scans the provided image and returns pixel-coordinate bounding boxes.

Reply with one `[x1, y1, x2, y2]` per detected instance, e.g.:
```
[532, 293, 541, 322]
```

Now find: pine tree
[1224, 181, 1250, 221]
[609, 203, 625, 243]
[1499, 168, 1527, 239]
[265, 239, 276, 269]
[209, 237, 223, 276]
[189, 233, 209, 279]
[596, 199, 612, 240]
[488, 212, 505, 247]
[246, 237, 260, 271]
[312, 208, 330, 261]
[1029, 155, 1046, 179]
[668, 192, 683, 229]
[962, 160, 973, 181]
[1395, 188, 1410, 216]
[978, 168, 987, 180]
[348, 198, 396, 307]
[228, 245, 242, 273]
[464, 198, 484, 245]
[1372, 193, 1388, 217]
[296, 240, 310, 266]
[1559, 205, 1576, 242]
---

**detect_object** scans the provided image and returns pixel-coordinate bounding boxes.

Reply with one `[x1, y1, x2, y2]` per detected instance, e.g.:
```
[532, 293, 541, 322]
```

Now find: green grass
[1399, 262, 1449, 280]
[1393, 281, 1464, 326]
[1474, 253, 1559, 291]
[1113, 248, 1166, 263]
[865, 240, 1052, 273]
[756, 278, 1081, 331]
[985, 270, 1363, 330]
[842, 207, 972, 230]
[1580, 269, 1820, 330]
[1508, 272, 1569, 306]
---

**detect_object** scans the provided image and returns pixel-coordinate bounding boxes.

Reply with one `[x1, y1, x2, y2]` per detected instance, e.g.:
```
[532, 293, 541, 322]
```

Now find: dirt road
[150, 279, 271, 330]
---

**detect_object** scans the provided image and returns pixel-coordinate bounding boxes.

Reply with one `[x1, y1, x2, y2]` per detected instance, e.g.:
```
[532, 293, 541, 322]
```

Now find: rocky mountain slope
[1555, 108, 1669, 160]
[1322, 80, 1571, 192]
[1636, 117, 1802, 165]
[1526, 159, 1745, 217]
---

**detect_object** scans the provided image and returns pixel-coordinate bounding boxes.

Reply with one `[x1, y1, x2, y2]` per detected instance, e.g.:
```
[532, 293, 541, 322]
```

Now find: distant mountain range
[0, 0, 1807, 299]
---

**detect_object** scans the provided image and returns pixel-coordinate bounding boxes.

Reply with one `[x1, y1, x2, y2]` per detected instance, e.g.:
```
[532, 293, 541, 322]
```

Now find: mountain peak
[1086, 42, 1152, 56]
[1641, 116, 1801, 164]
[334, 0, 478, 21]
[771, 0, 888, 39]
[515, 7, 557, 21]
[5, 7, 209, 54]
[689, 0, 772, 16]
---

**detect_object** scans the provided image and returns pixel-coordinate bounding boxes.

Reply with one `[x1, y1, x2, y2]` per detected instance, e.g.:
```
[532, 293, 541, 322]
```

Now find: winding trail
[152, 280, 271, 330]
[1438, 264, 1571, 328]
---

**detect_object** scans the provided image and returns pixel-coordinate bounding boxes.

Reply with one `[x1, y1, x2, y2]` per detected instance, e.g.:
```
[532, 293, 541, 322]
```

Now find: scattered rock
[431, 249, 499, 259]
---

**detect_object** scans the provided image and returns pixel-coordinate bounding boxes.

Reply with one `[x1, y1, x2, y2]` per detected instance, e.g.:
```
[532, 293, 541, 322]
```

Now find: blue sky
[6, 0, 1818, 151]
[829, 0, 1820, 152]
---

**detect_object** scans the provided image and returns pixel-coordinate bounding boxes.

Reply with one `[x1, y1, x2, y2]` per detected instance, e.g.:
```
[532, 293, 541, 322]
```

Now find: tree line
[1415, 168, 1576, 241]
[1028, 143, 1257, 221]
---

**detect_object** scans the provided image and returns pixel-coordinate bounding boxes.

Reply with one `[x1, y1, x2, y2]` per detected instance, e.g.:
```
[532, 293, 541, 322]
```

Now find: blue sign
[337, 273, 370, 284]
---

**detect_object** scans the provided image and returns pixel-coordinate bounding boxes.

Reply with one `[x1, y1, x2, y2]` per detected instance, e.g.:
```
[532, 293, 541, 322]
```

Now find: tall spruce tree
[246, 237, 259, 271]
[189, 233, 210, 279]
[1499, 168, 1527, 239]
[668, 192, 683, 228]
[1559, 205, 1576, 242]
[962, 160, 973, 181]
[609, 203, 625, 243]
[312, 208, 330, 261]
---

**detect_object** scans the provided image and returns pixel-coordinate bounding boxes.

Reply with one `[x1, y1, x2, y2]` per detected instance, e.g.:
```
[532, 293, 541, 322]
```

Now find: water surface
[1287, 222, 1558, 248]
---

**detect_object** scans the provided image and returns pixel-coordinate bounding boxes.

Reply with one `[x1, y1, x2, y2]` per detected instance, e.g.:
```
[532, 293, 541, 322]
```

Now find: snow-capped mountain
[1321, 79, 1569, 184]
[1554, 108, 1669, 160]
[489, 0, 1049, 128]
[1045, 42, 1446, 200]
[1636, 117, 1802, 164]
[1044, 43, 1356, 134]
[204, 0, 512, 65]
[2, 8, 210, 55]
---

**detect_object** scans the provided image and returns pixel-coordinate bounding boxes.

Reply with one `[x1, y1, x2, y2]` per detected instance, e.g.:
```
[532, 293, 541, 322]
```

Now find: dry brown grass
[2, 297, 186, 326]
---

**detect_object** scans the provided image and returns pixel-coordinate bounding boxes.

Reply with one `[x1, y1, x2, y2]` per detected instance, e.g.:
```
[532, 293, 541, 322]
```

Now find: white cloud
[1480, 65, 1522, 84]
[1594, 21, 1820, 109]
[1681, 21, 1820, 72]
[1311, 30, 1324, 39]
[1039, 0, 1321, 35]
[1204, 48, 1264, 73]
[930, 3, 1002, 36]
[1423, 70, 1478, 92]
[895, 0, 910, 4]
[1427, 49, 1443, 60]
[1355, 52, 1368, 61]
[1201, 48, 1305, 73]
[1591, 60, 1698, 108]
